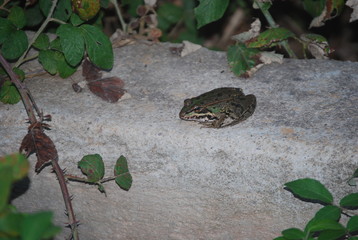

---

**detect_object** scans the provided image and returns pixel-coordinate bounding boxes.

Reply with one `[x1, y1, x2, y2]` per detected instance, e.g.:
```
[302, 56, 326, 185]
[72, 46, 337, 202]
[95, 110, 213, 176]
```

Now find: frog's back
[197, 87, 244, 104]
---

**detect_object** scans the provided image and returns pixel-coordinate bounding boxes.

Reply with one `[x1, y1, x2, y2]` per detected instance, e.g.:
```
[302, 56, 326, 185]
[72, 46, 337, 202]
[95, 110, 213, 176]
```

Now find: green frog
[179, 87, 256, 128]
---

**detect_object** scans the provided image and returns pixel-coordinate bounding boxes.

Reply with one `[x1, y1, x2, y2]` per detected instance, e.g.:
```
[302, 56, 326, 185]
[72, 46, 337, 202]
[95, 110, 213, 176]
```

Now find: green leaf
[247, 28, 295, 48]
[57, 24, 85, 66]
[282, 228, 304, 239]
[305, 218, 344, 234]
[0, 18, 16, 44]
[80, 24, 113, 70]
[273, 237, 288, 240]
[284, 178, 333, 204]
[314, 206, 341, 222]
[13, 68, 25, 81]
[39, 0, 52, 16]
[78, 154, 105, 182]
[0, 80, 21, 104]
[122, 0, 143, 16]
[21, 211, 61, 240]
[0, 210, 23, 236]
[50, 38, 62, 51]
[1, 30, 28, 60]
[25, 4, 44, 27]
[70, 13, 85, 26]
[227, 44, 260, 77]
[114, 155, 132, 191]
[317, 229, 346, 240]
[40, 0, 71, 20]
[303, 0, 325, 17]
[8, 6, 26, 29]
[0, 166, 12, 211]
[0, 153, 29, 181]
[33, 33, 50, 50]
[157, 3, 184, 24]
[340, 193, 358, 209]
[53, 0, 72, 21]
[349, 237, 358, 240]
[194, 0, 229, 29]
[38, 49, 77, 78]
[347, 216, 358, 233]
[38, 50, 58, 75]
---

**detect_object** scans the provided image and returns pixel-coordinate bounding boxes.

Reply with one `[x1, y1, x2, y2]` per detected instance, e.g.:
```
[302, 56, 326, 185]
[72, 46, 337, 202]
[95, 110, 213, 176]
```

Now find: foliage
[275, 170, 358, 240]
[0, 0, 113, 104]
[67, 154, 133, 195]
[0, 153, 61, 240]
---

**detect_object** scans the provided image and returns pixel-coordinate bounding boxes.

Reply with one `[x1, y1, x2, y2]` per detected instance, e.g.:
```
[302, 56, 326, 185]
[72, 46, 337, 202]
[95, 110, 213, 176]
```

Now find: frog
[179, 87, 256, 128]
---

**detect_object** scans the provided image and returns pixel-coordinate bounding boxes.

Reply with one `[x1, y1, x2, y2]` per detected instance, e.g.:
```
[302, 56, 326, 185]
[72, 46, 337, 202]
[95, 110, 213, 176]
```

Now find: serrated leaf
[305, 218, 344, 233]
[0, 18, 16, 44]
[340, 193, 358, 209]
[284, 178, 333, 204]
[0, 153, 29, 181]
[247, 28, 295, 48]
[38, 50, 58, 75]
[53, 0, 72, 22]
[0, 166, 12, 211]
[39, 0, 52, 16]
[114, 155, 132, 191]
[21, 211, 61, 240]
[25, 4, 44, 27]
[315, 206, 341, 222]
[8, 6, 26, 29]
[227, 44, 260, 77]
[33, 33, 50, 50]
[78, 154, 105, 182]
[317, 229, 346, 240]
[38, 49, 77, 78]
[303, 0, 326, 17]
[50, 38, 62, 51]
[347, 215, 358, 233]
[194, 0, 229, 29]
[70, 13, 85, 26]
[0, 80, 21, 104]
[80, 24, 113, 70]
[282, 228, 304, 239]
[57, 24, 85, 66]
[1, 30, 28, 60]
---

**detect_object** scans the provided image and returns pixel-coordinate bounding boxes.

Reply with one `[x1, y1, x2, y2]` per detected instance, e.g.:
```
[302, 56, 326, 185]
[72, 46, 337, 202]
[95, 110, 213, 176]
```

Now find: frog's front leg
[201, 113, 226, 128]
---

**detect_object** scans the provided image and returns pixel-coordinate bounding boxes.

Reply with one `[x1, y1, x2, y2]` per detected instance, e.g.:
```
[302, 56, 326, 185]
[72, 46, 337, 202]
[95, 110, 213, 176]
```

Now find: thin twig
[111, 0, 127, 33]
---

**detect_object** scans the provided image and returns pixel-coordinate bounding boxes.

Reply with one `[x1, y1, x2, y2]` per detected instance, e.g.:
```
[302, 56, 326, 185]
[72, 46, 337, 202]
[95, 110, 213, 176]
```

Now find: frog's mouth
[180, 112, 218, 122]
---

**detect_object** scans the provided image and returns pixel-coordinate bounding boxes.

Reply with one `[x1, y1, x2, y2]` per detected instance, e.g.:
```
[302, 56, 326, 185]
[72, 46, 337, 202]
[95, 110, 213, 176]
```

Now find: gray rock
[1, 42, 357, 240]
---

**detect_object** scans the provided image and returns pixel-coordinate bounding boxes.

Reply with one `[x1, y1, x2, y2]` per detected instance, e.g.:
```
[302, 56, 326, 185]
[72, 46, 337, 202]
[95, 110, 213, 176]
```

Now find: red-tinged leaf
[82, 57, 102, 81]
[19, 123, 58, 172]
[78, 154, 104, 182]
[87, 77, 126, 103]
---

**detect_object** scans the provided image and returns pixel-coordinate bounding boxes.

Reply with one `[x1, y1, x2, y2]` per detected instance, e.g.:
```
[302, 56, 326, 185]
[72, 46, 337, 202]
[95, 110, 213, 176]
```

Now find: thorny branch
[0, 54, 80, 240]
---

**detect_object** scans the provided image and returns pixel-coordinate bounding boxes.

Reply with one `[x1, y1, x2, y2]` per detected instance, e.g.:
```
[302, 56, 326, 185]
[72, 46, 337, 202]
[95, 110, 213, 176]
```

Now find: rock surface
[1, 42, 357, 240]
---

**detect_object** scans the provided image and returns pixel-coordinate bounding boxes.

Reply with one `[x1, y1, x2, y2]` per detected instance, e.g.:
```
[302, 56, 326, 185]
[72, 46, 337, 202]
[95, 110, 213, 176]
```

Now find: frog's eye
[184, 99, 192, 106]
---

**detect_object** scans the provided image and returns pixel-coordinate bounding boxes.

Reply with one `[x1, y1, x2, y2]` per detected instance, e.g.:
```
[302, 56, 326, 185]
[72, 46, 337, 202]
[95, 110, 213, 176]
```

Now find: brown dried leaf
[87, 77, 126, 103]
[20, 124, 58, 172]
[82, 58, 102, 81]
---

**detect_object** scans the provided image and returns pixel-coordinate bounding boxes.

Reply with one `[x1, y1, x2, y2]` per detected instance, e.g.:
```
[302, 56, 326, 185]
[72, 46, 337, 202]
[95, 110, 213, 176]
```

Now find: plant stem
[15, 0, 60, 68]
[111, 0, 127, 33]
[254, 0, 297, 59]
